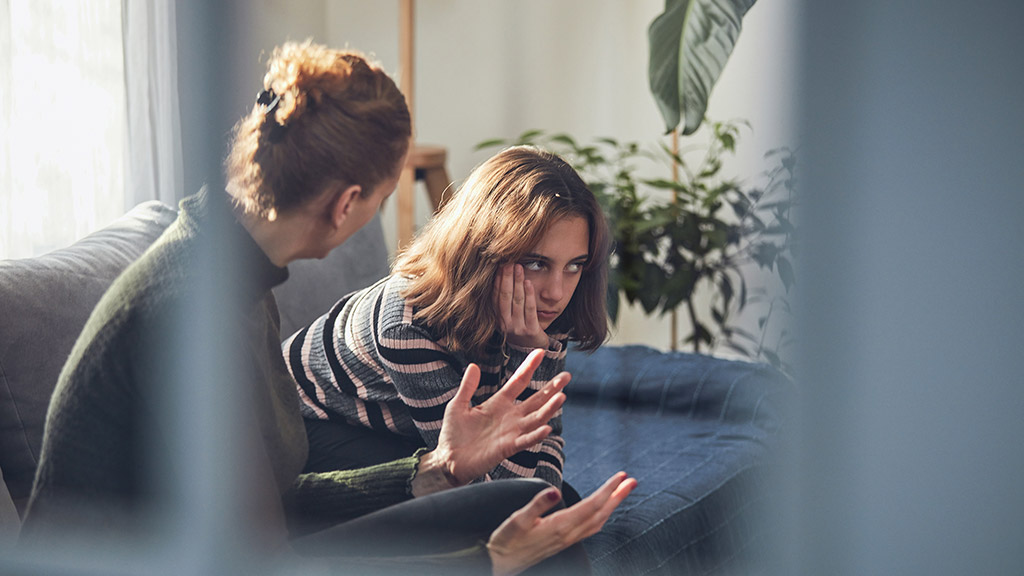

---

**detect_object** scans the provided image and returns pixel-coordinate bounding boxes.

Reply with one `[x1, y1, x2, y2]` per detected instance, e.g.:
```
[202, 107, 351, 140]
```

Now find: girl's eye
[522, 261, 544, 272]
[566, 262, 584, 274]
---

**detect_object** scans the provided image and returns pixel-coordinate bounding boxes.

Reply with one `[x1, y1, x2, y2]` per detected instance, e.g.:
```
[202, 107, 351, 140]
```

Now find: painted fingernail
[546, 489, 561, 502]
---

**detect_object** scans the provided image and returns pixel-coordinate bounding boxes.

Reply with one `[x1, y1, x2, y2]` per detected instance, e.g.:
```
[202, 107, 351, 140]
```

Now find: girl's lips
[538, 311, 559, 319]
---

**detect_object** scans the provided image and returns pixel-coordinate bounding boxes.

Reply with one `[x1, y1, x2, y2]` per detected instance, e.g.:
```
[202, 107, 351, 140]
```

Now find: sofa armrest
[564, 345, 794, 431]
[0, 200, 178, 517]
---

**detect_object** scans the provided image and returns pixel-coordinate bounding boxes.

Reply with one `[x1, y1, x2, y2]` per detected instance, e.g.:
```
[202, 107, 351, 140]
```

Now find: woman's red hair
[224, 41, 410, 217]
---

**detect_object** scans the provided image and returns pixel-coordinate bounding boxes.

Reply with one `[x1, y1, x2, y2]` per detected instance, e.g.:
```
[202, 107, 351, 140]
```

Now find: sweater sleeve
[504, 334, 567, 385]
[283, 450, 424, 530]
[379, 323, 566, 486]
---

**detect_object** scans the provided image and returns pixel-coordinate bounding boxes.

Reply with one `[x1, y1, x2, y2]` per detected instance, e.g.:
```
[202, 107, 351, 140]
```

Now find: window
[0, 0, 126, 259]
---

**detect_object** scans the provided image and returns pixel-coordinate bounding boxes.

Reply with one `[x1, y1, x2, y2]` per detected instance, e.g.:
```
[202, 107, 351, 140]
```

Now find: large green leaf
[648, 0, 757, 135]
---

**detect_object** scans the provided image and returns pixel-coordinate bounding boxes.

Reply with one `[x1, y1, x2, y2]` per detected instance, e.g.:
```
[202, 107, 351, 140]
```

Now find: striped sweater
[282, 274, 567, 487]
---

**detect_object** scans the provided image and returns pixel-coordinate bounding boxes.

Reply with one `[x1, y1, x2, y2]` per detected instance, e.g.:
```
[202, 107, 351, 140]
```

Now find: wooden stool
[395, 143, 451, 248]
[409, 144, 451, 211]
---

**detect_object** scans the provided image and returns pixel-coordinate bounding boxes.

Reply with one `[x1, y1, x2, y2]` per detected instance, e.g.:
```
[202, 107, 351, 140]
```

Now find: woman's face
[519, 215, 590, 330]
[348, 156, 406, 232]
[327, 154, 406, 253]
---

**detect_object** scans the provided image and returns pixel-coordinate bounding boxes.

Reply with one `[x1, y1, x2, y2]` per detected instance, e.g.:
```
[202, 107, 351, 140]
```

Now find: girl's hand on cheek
[495, 263, 550, 350]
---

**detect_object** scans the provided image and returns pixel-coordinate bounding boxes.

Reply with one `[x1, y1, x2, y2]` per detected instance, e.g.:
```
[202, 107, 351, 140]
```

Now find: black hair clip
[256, 89, 286, 142]
[256, 89, 281, 115]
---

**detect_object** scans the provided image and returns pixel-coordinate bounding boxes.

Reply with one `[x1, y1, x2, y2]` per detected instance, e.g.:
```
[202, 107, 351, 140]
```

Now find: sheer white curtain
[123, 0, 182, 209]
[0, 0, 180, 260]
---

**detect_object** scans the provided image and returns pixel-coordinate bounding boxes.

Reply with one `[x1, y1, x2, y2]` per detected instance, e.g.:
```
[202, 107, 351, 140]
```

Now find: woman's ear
[327, 184, 363, 229]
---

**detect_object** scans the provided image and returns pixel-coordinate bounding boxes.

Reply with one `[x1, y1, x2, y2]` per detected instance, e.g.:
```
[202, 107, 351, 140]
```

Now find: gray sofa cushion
[0, 201, 178, 516]
[564, 345, 792, 428]
[562, 345, 795, 575]
[273, 218, 390, 339]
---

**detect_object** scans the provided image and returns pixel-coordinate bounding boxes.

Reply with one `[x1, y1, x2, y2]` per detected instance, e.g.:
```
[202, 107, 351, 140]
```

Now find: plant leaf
[777, 256, 796, 292]
[762, 349, 781, 368]
[647, 0, 757, 135]
[644, 178, 690, 192]
[474, 138, 507, 151]
[606, 275, 621, 324]
[689, 322, 713, 348]
[711, 307, 725, 325]
[662, 266, 695, 311]
[516, 129, 544, 144]
[639, 262, 665, 313]
[728, 325, 759, 342]
[550, 133, 578, 147]
[722, 340, 753, 358]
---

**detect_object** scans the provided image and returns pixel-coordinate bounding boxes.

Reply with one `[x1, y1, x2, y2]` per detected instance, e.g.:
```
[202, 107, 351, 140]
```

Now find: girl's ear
[328, 184, 362, 229]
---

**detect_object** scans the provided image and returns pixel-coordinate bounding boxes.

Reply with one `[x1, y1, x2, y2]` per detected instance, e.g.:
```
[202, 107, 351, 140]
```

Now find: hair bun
[263, 40, 355, 127]
[226, 39, 409, 220]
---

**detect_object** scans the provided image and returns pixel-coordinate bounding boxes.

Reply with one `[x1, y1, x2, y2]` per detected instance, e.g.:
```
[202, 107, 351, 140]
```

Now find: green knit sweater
[21, 189, 421, 543]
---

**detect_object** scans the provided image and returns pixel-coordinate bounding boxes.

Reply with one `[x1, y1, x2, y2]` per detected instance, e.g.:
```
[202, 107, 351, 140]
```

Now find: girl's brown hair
[225, 41, 410, 217]
[394, 146, 610, 358]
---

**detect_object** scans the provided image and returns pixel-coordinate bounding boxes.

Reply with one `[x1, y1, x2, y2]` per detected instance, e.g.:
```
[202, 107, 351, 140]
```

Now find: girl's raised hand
[495, 263, 550, 350]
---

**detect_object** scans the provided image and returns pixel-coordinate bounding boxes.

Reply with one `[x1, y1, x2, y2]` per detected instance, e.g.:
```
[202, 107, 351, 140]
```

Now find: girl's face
[519, 215, 590, 330]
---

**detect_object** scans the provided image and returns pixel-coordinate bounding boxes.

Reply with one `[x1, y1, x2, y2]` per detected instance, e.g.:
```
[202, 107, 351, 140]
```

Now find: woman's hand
[414, 349, 569, 496]
[495, 263, 551, 350]
[486, 472, 638, 576]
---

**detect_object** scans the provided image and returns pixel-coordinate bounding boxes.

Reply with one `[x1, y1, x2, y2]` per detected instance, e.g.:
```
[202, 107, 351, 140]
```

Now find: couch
[0, 200, 795, 574]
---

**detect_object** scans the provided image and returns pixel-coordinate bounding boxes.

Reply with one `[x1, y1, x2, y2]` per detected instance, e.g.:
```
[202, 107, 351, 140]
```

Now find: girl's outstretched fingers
[450, 363, 481, 409]
[500, 348, 546, 399]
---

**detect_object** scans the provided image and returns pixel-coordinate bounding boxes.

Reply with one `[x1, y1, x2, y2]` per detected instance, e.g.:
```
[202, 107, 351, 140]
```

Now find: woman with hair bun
[285, 145, 611, 498]
[22, 40, 634, 575]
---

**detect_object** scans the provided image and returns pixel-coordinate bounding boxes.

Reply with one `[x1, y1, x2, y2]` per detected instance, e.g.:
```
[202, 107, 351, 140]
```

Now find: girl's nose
[539, 273, 564, 302]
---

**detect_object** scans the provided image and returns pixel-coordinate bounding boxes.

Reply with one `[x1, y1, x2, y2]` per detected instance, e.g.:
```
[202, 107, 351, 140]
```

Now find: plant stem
[756, 299, 775, 358]
[687, 298, 700, 354]
[670, 130, 680, 351]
